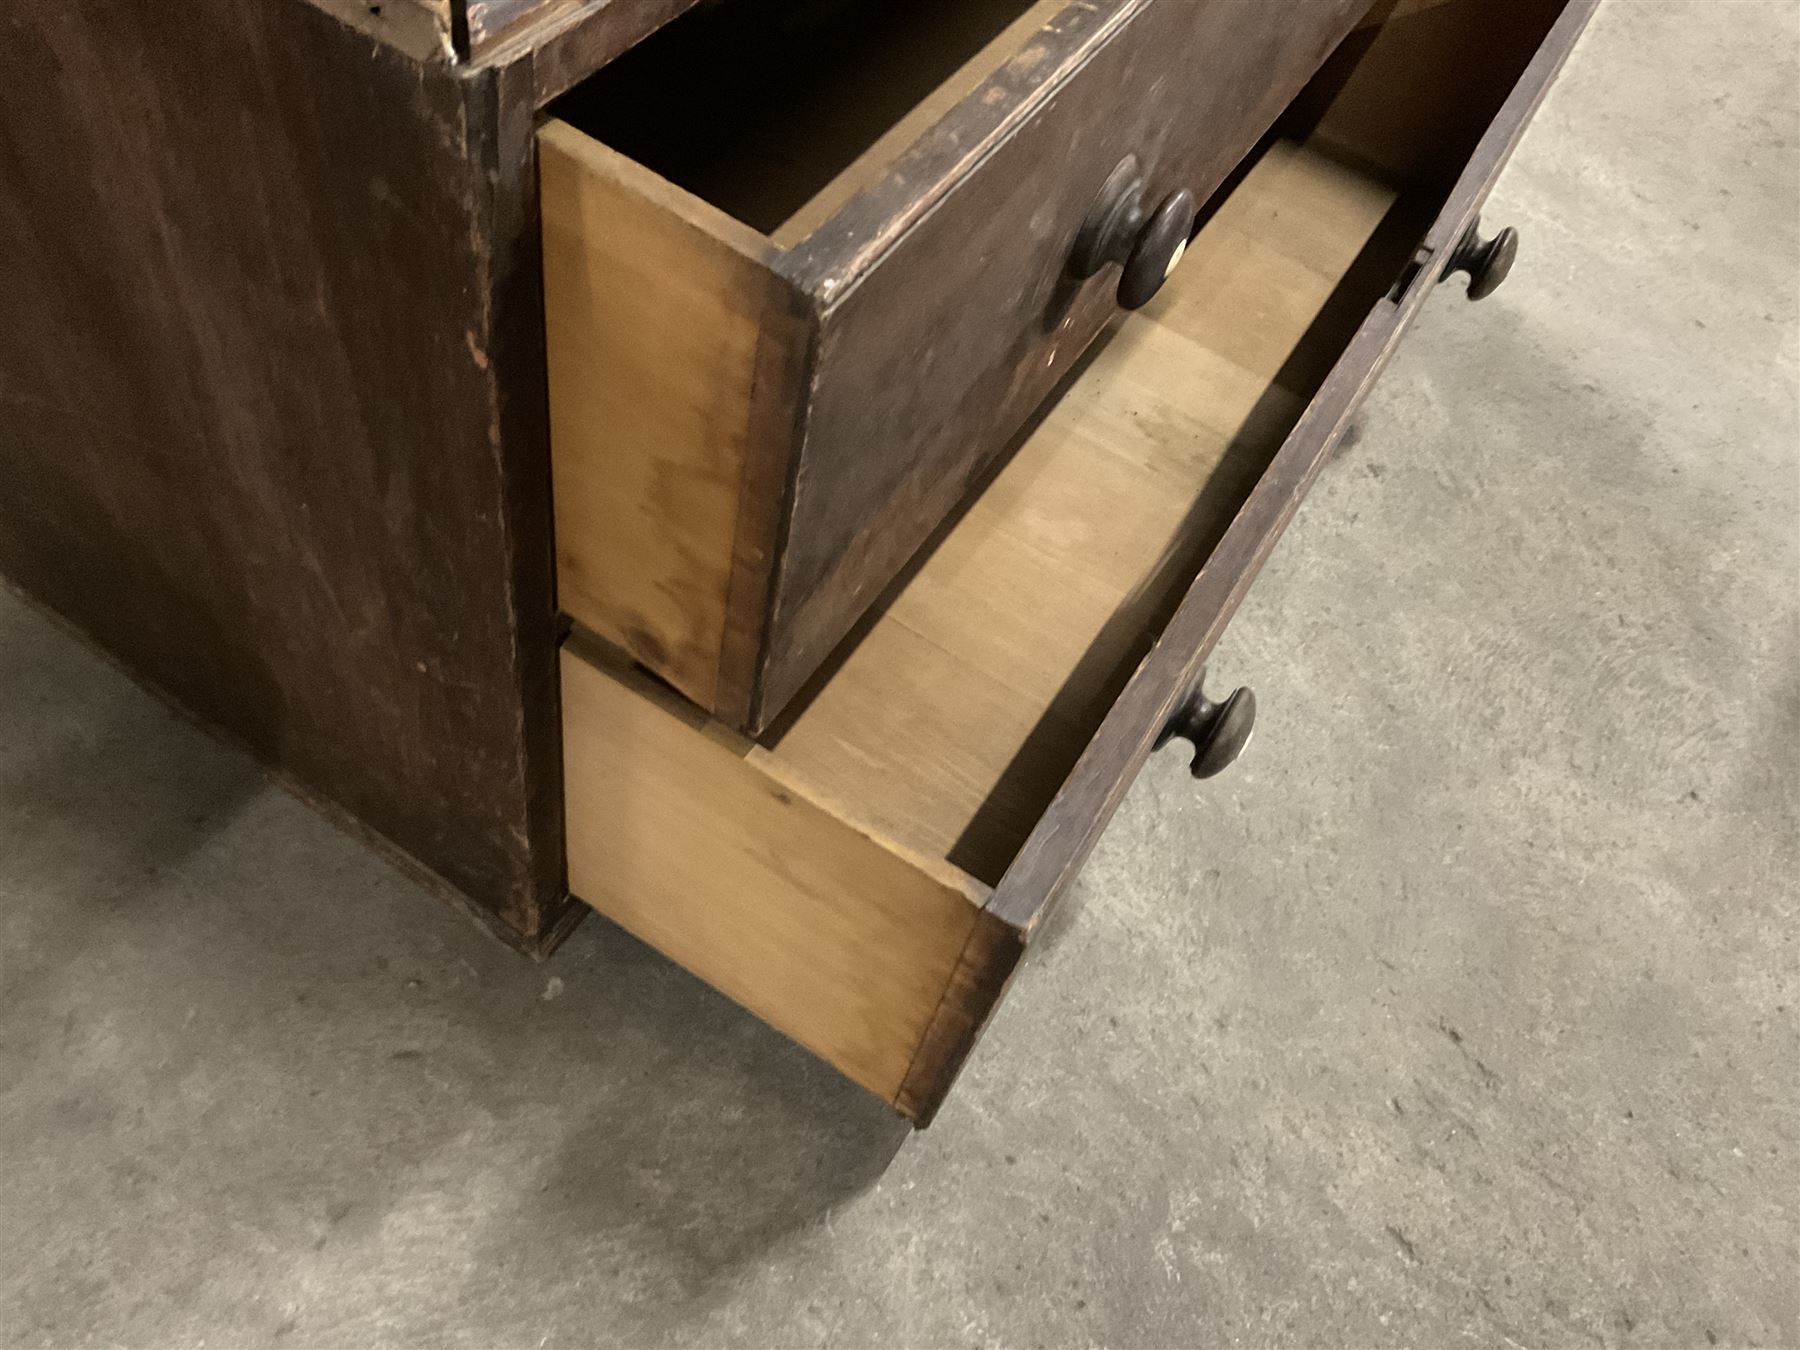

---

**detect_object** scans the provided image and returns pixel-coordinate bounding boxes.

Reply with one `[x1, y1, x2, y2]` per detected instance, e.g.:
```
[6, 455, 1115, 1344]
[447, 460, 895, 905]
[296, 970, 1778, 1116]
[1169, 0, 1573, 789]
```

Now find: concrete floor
[3, 3, 1796, 1346]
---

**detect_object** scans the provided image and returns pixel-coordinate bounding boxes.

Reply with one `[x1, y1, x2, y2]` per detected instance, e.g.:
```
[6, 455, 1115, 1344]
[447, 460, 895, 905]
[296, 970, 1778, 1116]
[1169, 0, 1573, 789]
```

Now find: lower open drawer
[559, 0, 1594, 1122]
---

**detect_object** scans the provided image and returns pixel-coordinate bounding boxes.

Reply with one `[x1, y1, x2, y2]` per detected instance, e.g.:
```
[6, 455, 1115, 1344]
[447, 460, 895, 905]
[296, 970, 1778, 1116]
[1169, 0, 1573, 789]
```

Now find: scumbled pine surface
[1, 2, 1795, 1345]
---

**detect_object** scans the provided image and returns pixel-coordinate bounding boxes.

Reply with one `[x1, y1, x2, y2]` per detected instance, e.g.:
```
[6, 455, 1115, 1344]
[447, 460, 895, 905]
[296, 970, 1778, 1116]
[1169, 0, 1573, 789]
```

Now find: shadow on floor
[0, 593, 908, 1322]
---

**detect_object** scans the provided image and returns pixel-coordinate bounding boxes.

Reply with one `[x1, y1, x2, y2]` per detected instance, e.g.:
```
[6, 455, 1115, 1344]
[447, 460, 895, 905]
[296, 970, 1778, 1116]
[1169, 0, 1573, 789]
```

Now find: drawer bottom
[563, 136, 1414, 1115]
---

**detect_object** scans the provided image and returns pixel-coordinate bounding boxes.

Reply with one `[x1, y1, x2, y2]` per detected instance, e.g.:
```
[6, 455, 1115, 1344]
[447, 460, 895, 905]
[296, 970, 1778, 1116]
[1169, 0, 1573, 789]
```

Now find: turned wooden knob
[1440, 214, 1518, 301]
[1156, 673, 1256, 780]
[1071, 156, 1197, 311]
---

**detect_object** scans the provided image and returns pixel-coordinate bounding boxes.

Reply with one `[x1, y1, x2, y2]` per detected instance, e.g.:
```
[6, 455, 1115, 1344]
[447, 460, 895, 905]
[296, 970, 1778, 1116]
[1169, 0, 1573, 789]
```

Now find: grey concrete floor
[3, 3, 1797, 1346]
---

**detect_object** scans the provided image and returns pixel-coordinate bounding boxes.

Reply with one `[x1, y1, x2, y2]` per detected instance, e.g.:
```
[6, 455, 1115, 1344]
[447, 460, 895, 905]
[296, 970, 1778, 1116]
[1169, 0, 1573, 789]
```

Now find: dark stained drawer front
[540, 0, 1372, 734]
[558, 0, 1596, 1123]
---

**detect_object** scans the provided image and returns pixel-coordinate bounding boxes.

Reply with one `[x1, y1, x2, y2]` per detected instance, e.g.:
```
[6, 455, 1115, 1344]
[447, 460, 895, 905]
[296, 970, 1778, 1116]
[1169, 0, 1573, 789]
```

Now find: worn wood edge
[1, 574, 583, 958]
[459, 0, 528, 59]
[781, 0, 1146, 302]
[467, 0, 703, 101]
[764, 0, 1078, 250]
[731, 311, 821, 736]
[464, 58, 582, 946]
[892, 907, 1026, 1124]
[541, 118, 787, 709]
[538, 118, 777, 261]
[712, 272, 818, 728]
[981, 0, 1600, 936]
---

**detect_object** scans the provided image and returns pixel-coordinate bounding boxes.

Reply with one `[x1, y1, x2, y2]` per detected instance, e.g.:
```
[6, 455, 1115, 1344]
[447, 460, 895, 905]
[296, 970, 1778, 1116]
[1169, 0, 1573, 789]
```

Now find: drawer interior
[748, 135, 1420, 885]
[549, 0, 1066, 247]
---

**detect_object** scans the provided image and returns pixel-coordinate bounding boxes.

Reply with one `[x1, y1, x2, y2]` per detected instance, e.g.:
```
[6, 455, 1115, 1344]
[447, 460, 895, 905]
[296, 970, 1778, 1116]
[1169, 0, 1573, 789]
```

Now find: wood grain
[0, 0, 573, 947]
[541, 122, 804, 710]
[560, 638, 995, 1108]
[762, 141, 1397, 885]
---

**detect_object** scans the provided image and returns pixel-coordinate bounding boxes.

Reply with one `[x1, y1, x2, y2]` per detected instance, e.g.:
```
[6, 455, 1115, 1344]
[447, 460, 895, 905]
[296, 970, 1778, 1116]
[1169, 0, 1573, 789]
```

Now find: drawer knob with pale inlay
[1072, 155, 1198, 311]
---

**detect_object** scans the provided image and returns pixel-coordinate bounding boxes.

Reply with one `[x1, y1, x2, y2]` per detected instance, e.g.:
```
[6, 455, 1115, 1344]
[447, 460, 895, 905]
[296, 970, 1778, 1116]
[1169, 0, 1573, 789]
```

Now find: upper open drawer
[539, 0, 1373, 734]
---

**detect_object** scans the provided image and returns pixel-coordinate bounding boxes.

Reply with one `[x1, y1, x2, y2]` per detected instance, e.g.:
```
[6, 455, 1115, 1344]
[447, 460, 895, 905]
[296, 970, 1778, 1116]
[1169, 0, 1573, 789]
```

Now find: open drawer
[540, 0, 1373, 732]
[560, 0, 1596, 1123]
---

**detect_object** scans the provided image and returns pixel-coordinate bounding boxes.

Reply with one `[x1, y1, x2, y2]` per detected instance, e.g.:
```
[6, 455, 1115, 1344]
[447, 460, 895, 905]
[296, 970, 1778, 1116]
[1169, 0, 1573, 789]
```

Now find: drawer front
[541, 0, 1370, 733]
[980, 0, 1602, 941]
[559, 0, 1596, 1123]
[755, 0, 1373, 726]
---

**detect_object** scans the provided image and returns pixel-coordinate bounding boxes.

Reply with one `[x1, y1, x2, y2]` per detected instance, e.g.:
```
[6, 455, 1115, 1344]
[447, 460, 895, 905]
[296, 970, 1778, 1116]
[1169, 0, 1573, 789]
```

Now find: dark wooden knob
[1156, 674, 1256, 780]
[1071, 156, 1197, 311]
[1440, 214, 1518, 301]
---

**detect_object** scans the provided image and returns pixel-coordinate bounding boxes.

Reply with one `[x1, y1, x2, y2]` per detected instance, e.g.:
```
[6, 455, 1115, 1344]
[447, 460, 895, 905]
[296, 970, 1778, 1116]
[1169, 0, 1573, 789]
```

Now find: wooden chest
[0, 0, 1596, 1120]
